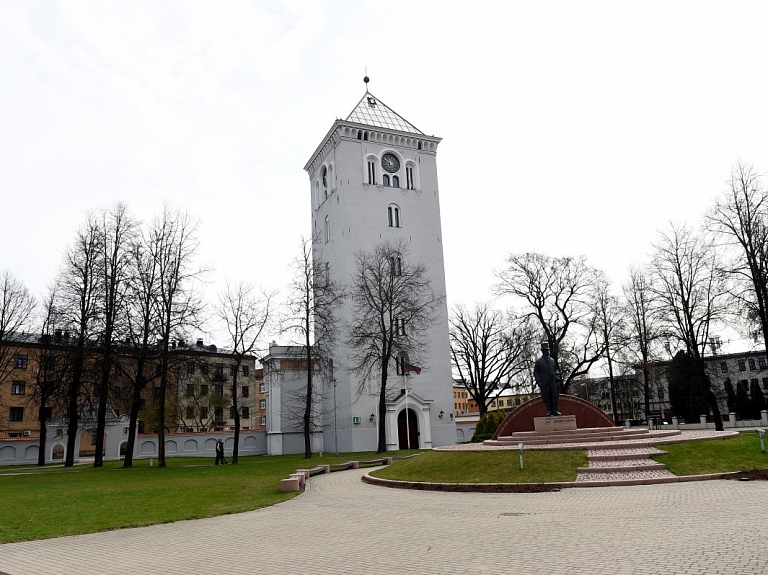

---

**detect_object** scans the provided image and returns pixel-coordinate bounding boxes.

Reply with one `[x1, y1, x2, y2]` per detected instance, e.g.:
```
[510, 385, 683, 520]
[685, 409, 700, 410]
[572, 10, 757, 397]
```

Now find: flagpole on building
[404, 373, 410, 449]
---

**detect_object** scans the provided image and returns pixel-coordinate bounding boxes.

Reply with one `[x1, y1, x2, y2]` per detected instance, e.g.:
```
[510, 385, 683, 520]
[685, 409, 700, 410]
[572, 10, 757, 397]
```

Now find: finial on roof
[364, 66, 369, 90]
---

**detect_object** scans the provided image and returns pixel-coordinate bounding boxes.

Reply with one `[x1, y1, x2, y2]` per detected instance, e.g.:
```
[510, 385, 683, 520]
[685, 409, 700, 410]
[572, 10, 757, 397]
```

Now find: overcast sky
[3, 1, 768, 345]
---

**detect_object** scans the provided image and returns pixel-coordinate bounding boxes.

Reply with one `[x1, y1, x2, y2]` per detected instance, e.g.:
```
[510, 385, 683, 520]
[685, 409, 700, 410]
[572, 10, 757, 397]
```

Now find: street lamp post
[333, 378, 338, 456]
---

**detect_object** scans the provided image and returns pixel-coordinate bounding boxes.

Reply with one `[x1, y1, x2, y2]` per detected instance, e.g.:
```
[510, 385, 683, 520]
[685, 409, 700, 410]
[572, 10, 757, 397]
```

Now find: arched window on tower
[396, 352, 409, 376]
[322, 166, 328, 200]
[406, 166, 415, 190]
[392, 175, 400, 188]
[324, 215, 330, 243]
[367, 159, 377, 185]
[357, 130, 362, 140]
[387, 204, 401, 228]
[383, 174, 390, 187]
[390, 255, 402, 277]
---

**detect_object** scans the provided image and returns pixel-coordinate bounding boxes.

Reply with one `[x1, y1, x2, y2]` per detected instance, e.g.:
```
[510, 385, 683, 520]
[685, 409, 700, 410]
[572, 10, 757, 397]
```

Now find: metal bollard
[518, 442, 524, 470]
[757, 429, 765, 453]
[149, 458, 153, 467]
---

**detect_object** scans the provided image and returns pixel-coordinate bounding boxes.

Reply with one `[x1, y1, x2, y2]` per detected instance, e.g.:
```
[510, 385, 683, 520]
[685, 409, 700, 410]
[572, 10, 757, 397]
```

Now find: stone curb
[361, 469, 750, 492]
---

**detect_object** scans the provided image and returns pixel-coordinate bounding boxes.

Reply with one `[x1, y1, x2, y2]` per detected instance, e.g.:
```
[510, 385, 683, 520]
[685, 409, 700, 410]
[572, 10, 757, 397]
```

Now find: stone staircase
[576, 447, 676, 483]
[485, 426, 682, 448]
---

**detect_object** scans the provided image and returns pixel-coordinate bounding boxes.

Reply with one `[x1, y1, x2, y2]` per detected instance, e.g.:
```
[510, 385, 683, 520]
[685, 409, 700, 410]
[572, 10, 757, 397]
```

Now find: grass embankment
[0, 452, 391, 544]
[653, 431, 768, 475]
[370, 449, 587, 484]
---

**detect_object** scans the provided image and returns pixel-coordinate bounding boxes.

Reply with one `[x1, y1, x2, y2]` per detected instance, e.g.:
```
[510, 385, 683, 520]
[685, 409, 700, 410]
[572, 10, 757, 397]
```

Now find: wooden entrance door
[397, 408, 419, 449]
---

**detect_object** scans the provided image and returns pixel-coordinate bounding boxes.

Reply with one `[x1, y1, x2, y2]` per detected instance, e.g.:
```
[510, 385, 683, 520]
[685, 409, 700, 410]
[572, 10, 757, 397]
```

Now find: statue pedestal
[533, 415, 577, 432]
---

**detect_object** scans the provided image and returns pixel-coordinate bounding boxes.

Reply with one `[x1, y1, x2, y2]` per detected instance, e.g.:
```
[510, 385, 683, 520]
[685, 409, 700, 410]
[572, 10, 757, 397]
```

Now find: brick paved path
[2, 468, 767, 575]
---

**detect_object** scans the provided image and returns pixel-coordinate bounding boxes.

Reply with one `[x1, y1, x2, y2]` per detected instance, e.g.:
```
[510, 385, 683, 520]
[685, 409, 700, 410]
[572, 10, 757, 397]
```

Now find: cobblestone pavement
[2, 468, 768, 575]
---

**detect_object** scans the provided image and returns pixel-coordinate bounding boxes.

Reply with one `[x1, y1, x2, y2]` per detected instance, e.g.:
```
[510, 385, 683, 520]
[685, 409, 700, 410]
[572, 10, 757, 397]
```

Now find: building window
[155, 364, 162, 377]
[760, 358, 767, 370]
[200, 363, 209, 375]
[763, 377, 768, 391]
[322, 166, 328, 199]
[324, 215, 330, 243]
[200, 384, 209, 396]
[242, 385, 250, 398]
[186, 384, 194, 397]
[260, 400, 267, 409]
[657, 386, 665, 400]
[11, 381, 25, 395]
[214, 407, 224, 423]
[9, 407, 23, 421]
[186, 407, 195, 419]
[738, 360, 746, 372]
[200, 407, 208, 420]
[720, 362, 728, 373]
[187, 361, 195, 374]
[91, 432, 98, 446]
[383, 174, 390, 187]
[230, 365, 236, 377]
[214, 364, 224, 379]
[388, 205, 401, 228]
[396, 353, 408, 376]
[241, 406, 249, 419]
[242, 365, 249, 376]
[230, 406, 237, 419]
[749, 358, 757, 371]
[392, 175, 400, 188]
[367, 159, 376, 185]
[390, 255, 402, 276]
[260, 416, 267, 426]
[259, 382, 266, 393]
[406, 165, 415, 190]
[215, 384, 224, 396]
[13, 354, 27, 369]
[395, 318, 406, 336]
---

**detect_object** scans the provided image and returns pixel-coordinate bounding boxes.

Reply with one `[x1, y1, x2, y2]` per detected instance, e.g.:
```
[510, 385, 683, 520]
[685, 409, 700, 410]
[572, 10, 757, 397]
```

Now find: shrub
[471, 411, 507, 442]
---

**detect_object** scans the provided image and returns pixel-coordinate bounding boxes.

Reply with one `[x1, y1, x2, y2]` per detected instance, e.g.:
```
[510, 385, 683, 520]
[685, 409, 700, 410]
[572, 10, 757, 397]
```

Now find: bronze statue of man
[533, 341, 561, 416]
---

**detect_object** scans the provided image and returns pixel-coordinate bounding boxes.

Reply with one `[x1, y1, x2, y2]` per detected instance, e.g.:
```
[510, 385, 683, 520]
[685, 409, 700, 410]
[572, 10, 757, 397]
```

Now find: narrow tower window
[406, 166, 414, 190]
[392, 175, 400, 188]
[388, 205, 401, 228]
[367, 159, 377, 185]
[383, 175, 390, 187]
[324, 215, 330, 243]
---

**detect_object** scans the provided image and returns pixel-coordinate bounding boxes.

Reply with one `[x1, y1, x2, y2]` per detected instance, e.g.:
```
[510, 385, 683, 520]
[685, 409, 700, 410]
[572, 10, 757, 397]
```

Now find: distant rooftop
[345, 91, 424, 135]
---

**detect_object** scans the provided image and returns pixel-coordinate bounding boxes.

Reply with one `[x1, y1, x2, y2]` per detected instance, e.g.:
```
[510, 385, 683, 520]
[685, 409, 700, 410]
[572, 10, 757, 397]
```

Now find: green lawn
[653, 431, 768, 475]
[370, 449, 587, 484]
[0, 452, 391, 543]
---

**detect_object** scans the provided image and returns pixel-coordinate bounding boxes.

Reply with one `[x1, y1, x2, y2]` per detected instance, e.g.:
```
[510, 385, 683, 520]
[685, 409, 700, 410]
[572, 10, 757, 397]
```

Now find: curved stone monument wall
[493, 395, 615, 438]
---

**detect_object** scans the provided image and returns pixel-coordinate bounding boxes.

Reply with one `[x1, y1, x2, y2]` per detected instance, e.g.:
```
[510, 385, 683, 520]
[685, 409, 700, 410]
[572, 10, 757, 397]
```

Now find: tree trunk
[157, 333, 170, 468]
[65, 348, 84, 467]
[377, 363, 388, 454]
[93, 345, 112, 467]
[232, 365, 240, 464]
[304, 329, 313, 459]
[37, 401, 48, 467]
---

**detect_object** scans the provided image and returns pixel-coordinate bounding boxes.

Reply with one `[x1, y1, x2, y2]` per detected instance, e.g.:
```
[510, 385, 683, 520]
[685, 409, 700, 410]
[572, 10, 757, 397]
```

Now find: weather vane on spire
[364, 66, 369, 91]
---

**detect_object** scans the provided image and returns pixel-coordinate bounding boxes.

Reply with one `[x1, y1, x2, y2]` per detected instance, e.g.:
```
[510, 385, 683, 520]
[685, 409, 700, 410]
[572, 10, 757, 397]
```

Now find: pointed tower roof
[346, 91, 424, 135]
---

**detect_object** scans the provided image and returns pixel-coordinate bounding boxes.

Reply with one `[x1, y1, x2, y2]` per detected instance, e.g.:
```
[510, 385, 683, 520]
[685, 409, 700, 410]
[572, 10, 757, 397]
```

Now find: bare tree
[651, 224, 728, 431]
[148, 206, 204, 468]
[57, 215, 102, 466]
[346, 240, 442, 454]
[30, 290, 66, 466]
[622, 266, 665, 418]
[0, 270, 36, 388]
[593, 278, 626, 423]
[93, 204, 135, 467]
[495, 253, 605, 391]
[707, 163, 768, 345]
[282, 236, 343, 458]
[449, 303, 534, 416]
[121, 222, 161, 468]
[216, 281, 273, 464]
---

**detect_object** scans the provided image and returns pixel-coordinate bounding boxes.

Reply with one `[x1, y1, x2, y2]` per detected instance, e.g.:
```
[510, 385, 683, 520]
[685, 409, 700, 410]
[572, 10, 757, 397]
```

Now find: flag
[403, 362, 421, 375]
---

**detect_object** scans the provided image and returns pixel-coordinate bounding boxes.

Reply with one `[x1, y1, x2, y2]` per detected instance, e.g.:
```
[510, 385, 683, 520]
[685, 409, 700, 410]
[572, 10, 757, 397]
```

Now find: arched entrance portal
[397, 408, 419, 449]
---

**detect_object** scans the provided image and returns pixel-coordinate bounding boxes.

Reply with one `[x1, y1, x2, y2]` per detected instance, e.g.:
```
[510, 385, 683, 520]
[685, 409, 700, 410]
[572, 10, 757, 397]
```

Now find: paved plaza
[1, 468, 767, 575]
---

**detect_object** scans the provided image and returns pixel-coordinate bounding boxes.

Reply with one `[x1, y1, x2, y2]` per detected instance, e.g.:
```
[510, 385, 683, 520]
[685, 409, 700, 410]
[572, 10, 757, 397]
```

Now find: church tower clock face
[381, 153, 400, 173]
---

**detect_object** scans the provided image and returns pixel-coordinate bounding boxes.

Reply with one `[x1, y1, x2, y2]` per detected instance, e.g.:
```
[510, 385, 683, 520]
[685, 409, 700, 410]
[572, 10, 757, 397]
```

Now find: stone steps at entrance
[486, 428, 681, 447]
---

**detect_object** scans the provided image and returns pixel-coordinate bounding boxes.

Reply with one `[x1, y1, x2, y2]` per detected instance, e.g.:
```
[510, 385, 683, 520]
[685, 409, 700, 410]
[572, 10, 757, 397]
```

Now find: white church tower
[303, 80, 455, 451]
